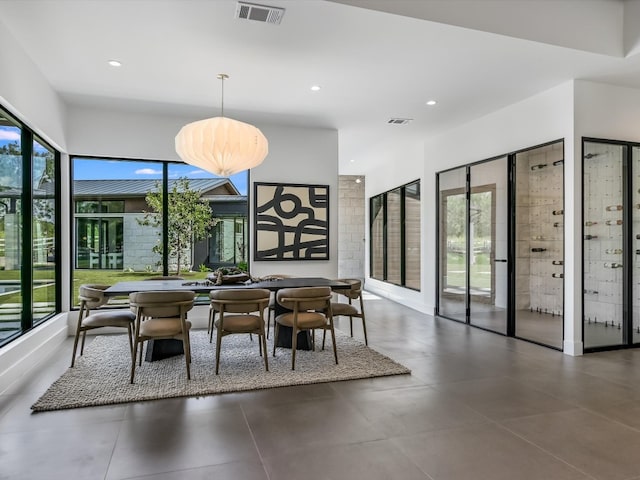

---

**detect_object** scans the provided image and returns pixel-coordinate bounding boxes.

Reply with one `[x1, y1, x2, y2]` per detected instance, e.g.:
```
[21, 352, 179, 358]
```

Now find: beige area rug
[32, 329, 410, 412]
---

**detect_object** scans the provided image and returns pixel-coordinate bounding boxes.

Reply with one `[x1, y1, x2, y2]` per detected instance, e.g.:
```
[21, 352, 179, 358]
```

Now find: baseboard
[563, 339, 584, 356]
[0, 314, 69, 395]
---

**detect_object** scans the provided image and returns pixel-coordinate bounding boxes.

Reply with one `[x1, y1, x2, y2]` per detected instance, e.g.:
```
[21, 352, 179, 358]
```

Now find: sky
[0, 126, 248, 195]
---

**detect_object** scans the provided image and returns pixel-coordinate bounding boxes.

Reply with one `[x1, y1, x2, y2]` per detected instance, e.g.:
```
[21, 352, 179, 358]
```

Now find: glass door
[469, 157, 508, 334]
[437, 167, 467, 322]
[584, 141, 625, 349]
[515, 141, 564, 349]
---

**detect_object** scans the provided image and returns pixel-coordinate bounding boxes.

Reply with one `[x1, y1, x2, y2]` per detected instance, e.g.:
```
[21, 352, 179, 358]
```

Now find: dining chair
[263, 274, 296, 338]
[209, 289, 271, 374]
[71, 284, 136, 367]
[329, 278, 368, 345]
[273, 286, 336, 370]
[128, 290, 195, 383]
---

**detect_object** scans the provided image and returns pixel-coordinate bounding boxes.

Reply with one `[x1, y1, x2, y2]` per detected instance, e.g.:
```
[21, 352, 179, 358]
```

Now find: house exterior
[73, 178, 247, 272]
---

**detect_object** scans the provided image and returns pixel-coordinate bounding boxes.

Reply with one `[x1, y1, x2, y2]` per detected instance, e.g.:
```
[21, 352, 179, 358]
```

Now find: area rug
[32, 329, 410, 412]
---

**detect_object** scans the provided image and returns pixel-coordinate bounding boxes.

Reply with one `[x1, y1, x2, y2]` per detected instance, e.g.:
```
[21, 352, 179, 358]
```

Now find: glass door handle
[494, 259, 508, 262]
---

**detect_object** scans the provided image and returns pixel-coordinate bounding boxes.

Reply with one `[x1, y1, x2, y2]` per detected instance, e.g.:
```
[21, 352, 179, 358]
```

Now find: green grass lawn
[0, 269, 210, 305]
[446, 251, 492, 290]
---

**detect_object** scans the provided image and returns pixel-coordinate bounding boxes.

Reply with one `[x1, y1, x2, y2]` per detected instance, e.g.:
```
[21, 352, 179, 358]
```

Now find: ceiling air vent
[236, 2, 285, 25]
[387, 118, 413, 125]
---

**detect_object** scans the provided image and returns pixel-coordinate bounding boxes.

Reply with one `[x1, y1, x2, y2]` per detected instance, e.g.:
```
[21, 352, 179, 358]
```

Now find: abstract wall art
[254, 182, 329, 261]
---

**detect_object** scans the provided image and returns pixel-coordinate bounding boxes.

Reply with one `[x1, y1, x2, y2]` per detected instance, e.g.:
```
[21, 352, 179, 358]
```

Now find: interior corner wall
[0, 22, 67, 151]
[362, 140, 427, 313]
[66, 106, 340, 279]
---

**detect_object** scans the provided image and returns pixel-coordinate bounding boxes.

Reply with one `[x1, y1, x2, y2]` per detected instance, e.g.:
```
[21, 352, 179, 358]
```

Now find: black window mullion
[383, 192, 388, 281]
[21, 130, 33, 332]
[400, 186, 406, 286]
[162, 163, 169, 275]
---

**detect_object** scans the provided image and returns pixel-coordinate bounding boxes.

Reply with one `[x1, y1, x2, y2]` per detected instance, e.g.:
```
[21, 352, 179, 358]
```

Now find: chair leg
[261, 332, 269, 372]
[70, 328, 82, 368]
[138, 340, 144, 366]
[267, 307, 272, 339]
[80, 330, 88, 356]
[209, 309, 216, 343]
[330, 326, 338, 364]
[349, 316, 353, 337]
[361, 315, 368, 346]
[183, 336, 191, 380]
[130, 340, 139, 384]
[322, 328, 327, 350]
[215, 328, 223, 375]
[273, 323, 280, 357]
[291, 327, 297, 370]
[127, 323, 134, 360]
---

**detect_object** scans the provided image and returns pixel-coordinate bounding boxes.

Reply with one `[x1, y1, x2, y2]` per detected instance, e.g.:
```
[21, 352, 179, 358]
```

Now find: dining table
[104, 277, 350, 360]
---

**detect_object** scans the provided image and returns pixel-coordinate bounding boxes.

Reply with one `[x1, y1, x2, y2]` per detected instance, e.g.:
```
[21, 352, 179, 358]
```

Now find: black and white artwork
[254, 182, 329, 261]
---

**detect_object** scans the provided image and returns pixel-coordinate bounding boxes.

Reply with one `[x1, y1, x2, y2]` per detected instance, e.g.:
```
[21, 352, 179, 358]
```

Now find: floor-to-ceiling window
[71, 157, 248, 306]
[0, 107, 60, 347]
[369, 180, 421, 290]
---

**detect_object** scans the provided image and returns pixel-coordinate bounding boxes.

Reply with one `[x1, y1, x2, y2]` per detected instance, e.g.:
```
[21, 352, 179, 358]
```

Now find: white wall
[0, 23, 66, 151]
[364, 140, 426, 312]
[250, 124, 339, 279]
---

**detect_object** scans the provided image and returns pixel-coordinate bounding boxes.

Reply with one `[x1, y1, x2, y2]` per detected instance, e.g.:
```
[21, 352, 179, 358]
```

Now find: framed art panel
[254, 182, 329, 260]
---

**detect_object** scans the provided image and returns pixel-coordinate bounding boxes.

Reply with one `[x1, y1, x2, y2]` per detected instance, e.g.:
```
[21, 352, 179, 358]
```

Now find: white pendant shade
[175, 116, 268, 177]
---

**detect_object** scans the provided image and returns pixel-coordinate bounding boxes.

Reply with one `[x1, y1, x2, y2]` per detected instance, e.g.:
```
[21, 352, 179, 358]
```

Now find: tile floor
[3, 294, 640, 479]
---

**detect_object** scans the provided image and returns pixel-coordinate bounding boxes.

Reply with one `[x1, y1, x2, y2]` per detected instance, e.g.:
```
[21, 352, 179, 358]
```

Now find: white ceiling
[1, 0, 640, 175]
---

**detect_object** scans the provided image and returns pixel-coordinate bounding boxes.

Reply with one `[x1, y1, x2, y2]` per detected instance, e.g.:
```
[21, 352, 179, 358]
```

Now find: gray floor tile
[340, 385, 488, 437]
[243, 396, 385, 458]
[121, 459, 268, 480]
[503, 409, 640, 480]
[0, 421, 121, 480]
[106, 406, 260, 479]
[394, 423, 590, 480]
[263, 439, 431, 480]
[434, 376, 577, 420]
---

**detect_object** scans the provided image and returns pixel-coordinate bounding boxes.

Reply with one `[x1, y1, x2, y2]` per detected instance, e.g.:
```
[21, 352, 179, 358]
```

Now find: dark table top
[103, 277, 350, 297]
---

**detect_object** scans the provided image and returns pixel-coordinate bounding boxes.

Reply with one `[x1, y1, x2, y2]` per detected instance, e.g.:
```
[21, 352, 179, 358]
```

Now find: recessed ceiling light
[108, 60, 122, 67]
[350, 159, 355, 163]
[426, 100, 437, 106]
[355, 178, 362, 184]
[310, 85, 321, 91]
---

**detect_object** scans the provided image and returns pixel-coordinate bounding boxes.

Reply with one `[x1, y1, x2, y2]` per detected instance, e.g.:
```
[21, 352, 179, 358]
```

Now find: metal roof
[73, 178, 239, 197]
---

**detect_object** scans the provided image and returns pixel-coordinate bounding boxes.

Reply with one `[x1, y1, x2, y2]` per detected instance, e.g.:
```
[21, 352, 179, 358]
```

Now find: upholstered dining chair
[264, 274, 296, 338]
[273, 286, 336, 370]
[71, 284, 136, 368]
[128, 290, 195, 383]
[209, 289, 271, 374]
[329, 278, 368, 345]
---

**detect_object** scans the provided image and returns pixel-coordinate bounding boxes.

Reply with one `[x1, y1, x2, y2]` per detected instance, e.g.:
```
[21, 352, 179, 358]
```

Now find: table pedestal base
[275, 326, 313, 350]
[145, 339, 184, 362]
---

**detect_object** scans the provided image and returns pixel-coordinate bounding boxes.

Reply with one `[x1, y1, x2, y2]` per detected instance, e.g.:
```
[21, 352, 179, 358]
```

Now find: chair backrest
[210, 288, 271, 313]
[129, 290, 195, 318]
[334, 278, 362, 300]
[277, 287, 332, 311]
[78, 284, 110, 309]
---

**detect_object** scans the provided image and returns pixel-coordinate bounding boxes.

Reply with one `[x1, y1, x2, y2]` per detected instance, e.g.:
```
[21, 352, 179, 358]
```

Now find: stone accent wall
[338, 175, 365, 280]
[122, 214, 161, 271]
